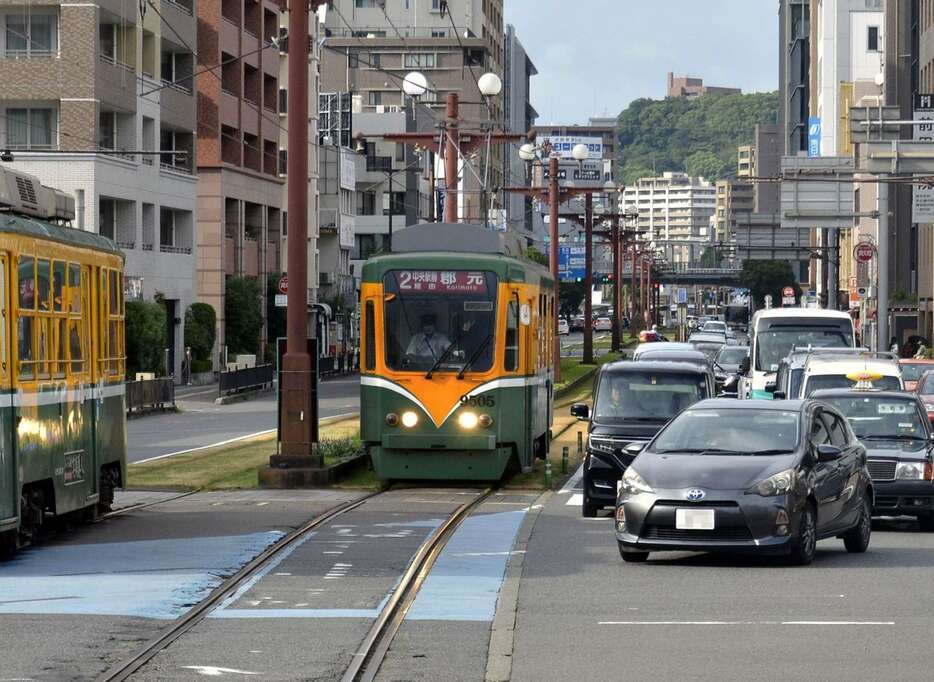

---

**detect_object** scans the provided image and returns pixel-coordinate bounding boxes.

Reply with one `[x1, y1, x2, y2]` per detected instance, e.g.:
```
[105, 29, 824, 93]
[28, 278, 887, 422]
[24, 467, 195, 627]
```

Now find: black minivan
[571, 361, 716, 516]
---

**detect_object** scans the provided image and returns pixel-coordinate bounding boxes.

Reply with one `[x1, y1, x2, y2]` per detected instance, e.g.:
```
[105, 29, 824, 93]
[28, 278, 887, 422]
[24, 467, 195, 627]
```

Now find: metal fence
[126, 378, 176, 415]
[219, 363, 274, 396]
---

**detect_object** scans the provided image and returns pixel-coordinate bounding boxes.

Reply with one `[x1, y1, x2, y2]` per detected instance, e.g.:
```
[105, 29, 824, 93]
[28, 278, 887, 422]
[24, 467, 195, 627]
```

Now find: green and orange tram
[359, 223, 555, 480]
[0, 168, 126, 550]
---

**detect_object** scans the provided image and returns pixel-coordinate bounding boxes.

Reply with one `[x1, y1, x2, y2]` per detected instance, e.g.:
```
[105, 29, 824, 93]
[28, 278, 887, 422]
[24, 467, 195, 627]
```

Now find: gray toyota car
[615, 399, 873, 565]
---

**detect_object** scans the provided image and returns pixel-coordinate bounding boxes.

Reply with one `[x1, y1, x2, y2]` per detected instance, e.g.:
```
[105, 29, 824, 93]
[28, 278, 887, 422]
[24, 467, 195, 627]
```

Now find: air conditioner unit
[374, 104, 385, 113]
[319, 272, 335, 285]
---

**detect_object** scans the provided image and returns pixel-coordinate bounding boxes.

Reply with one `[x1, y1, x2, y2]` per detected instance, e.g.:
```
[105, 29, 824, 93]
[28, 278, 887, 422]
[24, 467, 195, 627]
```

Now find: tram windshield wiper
[425, 341, 458, 379]
[457, 334, 493, 380]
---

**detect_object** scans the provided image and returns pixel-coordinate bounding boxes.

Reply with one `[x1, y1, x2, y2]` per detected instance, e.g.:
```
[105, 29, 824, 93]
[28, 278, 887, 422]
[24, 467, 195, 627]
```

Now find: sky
[503, 0, 779, 125]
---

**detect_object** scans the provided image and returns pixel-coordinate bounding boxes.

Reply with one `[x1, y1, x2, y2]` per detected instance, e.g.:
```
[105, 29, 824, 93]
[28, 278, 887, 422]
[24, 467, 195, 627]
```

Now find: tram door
[0, 254, 12, 522]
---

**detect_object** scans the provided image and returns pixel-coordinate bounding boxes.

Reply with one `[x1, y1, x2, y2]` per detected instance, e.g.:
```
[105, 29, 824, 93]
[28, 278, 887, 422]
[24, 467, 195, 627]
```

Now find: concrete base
[258, 453, 369, 489]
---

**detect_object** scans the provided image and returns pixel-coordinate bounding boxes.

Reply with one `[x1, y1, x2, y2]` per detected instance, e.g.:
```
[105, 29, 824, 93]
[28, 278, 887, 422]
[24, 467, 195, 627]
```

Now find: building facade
[0, 0, 198, 379]
[714, 178, 754, 243]
[780, 0, 812, 155]
[503, 24, 538, 241]
[666, 72, 741, 98]
[622, 172, 716, 264]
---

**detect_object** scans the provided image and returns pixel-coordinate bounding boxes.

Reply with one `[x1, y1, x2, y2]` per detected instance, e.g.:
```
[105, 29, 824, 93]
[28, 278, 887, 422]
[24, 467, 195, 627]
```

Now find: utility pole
[583, 194, 594, 364]
[264, 0, 328, 485]
[611, 215, 621, 352]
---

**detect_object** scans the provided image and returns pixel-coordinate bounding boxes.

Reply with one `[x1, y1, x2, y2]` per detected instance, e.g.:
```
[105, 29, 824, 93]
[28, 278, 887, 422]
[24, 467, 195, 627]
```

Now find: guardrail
[126, 377, 175, 415]
[219, 363, 274, 397]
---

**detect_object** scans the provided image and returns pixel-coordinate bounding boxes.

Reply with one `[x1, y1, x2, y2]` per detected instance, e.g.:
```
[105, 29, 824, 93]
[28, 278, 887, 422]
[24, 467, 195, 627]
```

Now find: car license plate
[675, 508, 715, 530]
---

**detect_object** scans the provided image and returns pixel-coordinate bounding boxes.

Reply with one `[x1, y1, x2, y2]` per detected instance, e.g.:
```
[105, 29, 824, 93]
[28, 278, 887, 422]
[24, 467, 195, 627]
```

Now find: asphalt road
[126, 375, 360, 463]
[510, 475, 934, 681]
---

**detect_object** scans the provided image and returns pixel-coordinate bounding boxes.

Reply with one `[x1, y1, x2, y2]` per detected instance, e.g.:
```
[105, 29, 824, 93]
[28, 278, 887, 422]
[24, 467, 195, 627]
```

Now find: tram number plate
[64, 451, 86, 485]
[460, 394, 495, 407]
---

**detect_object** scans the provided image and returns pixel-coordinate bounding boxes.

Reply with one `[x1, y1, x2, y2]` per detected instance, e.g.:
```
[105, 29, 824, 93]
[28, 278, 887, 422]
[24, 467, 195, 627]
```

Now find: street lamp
[571, 144, 589, 162]
[518, 142, 537, 162]
[477, 72, 503, 97]
[402, 71, 428, 97]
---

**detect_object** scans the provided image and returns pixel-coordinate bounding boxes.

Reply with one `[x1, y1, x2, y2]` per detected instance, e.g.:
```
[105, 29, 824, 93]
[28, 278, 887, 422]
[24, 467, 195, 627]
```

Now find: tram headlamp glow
[401, 411, 419, 428]
[478, 414, 493, 428]
[458, 412, 479, 429]
[385, 413, 399, 427]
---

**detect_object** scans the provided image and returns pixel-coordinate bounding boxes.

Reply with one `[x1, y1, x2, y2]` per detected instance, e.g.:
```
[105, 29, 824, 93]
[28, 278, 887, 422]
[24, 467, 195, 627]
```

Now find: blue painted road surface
[0, 532, 284, 619]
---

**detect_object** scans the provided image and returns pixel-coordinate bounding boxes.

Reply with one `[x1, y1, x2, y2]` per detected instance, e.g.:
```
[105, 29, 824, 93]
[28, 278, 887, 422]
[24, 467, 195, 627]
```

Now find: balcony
[243, 236, 259, 277]
[159, 244, 192, 254]
[225, 235, 236, 275]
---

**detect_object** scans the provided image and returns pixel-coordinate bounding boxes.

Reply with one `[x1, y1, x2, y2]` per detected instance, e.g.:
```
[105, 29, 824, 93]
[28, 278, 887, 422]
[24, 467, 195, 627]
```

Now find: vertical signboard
[808, 117, 821, 157]
[913, 94, 934, 223]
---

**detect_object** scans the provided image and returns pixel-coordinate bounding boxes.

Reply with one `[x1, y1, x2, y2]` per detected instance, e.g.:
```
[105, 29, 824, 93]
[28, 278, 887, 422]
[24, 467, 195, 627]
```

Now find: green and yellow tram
[0, 171, 126, 549]
[360, 223, 555, 480]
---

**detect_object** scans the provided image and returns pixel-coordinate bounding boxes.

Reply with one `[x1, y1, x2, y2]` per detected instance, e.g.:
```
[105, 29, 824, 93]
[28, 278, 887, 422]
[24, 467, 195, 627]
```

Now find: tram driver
[405, 313, 452, 361]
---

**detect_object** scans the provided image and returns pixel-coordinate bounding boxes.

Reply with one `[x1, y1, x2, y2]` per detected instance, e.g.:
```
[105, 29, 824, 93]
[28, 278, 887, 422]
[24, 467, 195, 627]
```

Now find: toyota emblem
[684, 488, 706, 502]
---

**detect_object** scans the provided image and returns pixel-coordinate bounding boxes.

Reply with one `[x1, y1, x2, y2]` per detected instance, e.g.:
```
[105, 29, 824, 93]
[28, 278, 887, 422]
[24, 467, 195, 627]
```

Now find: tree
[184, 303, 216, 371]
[740, 260, 802, 308]
[525, 246, 549, 267]
[225, 276, 263, 356]
[685, 150, 727, 181]
[699, 246, 719, 268]
[125, 300, 166, 378]
[559, 280, 587, 318]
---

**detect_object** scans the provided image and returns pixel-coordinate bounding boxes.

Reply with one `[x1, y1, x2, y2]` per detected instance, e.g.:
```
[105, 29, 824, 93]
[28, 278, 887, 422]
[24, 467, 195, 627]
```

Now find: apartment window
[99, 199, 116, 240]
[430, 29, 446, 38]
[278, 87, 287, 113]
[99, 111, 116, 149]
[430, 0, 442, 11]
[278, 148, 287, 175]
[6, 12, 57, 56]
[160, 209, 175, 247]
[382, 191, 405, 216]
[354, 0, 376, 7]
[99, 23, 115, 59]
[6, 107, 54, 149]
[368, 91, 382, 106]
[867, 26, 880, 52]
[404, 53, 435, 68]
[357, 191, 376, 216]
[350, 51, 378, 69]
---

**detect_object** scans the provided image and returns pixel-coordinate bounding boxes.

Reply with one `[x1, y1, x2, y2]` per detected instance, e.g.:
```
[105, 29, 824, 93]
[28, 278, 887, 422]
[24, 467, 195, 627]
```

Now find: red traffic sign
[278, 276, 288, 294]
[782, 286, 795, 298]
[854, 242, 876, 263]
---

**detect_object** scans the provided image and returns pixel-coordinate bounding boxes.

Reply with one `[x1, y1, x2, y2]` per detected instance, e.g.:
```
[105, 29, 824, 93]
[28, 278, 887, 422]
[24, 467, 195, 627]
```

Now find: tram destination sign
[395, 270, 488, 294]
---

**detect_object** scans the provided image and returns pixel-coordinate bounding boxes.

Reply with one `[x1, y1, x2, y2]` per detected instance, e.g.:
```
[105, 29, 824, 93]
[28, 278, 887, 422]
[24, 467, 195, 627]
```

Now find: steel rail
[341, 488, 494, 682]
[96, 491, 383, 682]
[100, 490, 201, 519]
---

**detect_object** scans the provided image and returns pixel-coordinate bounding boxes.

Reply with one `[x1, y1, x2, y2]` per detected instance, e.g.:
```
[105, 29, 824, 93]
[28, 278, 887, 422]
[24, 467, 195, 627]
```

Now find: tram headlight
[385, 413, 399, 427]
[458, 412, 479, 429]
[478, 414, 493, 428]
[401, 411, 419, 428]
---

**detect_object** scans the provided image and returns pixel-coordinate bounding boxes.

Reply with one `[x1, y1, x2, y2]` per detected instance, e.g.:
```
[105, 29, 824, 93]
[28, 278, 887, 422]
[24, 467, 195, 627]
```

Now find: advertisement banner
[913, 94, 934, 223]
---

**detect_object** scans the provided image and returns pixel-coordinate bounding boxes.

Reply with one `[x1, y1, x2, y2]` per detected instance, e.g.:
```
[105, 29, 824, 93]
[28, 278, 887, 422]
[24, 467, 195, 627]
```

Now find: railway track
[96, 487, 493, 682]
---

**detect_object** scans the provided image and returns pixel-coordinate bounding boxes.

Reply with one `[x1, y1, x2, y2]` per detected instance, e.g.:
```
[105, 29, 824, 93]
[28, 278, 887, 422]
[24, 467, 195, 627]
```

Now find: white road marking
[323, 551, 343, 555]
[559, 464, 585, 494]
[566, 493, 583, 507]
[255, 502, 269, 507]
[598, 621, 895, 626]
[180, 666, 261, 676]
[273, 572, 291, 576]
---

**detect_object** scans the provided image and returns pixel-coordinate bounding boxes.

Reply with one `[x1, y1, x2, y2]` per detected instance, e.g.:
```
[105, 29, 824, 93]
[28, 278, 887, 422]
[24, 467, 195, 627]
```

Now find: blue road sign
[808, 117, 821, 157]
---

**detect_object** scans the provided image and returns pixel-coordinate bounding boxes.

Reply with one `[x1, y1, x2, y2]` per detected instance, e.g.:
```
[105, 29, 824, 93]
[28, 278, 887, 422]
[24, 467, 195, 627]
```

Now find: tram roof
[0, 213, 123, 257]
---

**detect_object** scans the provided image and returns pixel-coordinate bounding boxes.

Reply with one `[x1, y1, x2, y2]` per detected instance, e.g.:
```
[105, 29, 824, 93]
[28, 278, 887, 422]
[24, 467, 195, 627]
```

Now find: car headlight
[588, 435, 616, 455]
[748, 468, 797, 497]
[896, 462, 925, 480]
[458, 412, 479, 429]
[621, 468, 654, 495]
[401, 411, 419, 428]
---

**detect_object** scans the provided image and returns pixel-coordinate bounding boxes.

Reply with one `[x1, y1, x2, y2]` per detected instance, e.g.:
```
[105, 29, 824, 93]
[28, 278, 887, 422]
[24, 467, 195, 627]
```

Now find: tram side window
[36, 258, 50, 311]
[68, 263, 81, 313]
[68, 264, 86, 375]
[0, 259, 4, 373]
[52, 261, 65, 312]
[365, 300, 376, 371]
[17, 256, 35, 380]
[505, 298, 519, 372]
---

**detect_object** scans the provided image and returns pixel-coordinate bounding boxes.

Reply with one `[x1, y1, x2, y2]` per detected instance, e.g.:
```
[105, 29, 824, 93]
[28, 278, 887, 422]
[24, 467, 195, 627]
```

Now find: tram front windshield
[383, 270, 498, 373]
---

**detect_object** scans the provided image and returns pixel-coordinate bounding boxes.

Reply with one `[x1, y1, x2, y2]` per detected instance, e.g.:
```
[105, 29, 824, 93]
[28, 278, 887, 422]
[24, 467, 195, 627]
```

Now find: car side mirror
[772, 390, 786, 400]
[570, 403, 589, 420]
[765, 381, 777, 393]
[817, 444, 843, 462]
[624, 442, 646, 455]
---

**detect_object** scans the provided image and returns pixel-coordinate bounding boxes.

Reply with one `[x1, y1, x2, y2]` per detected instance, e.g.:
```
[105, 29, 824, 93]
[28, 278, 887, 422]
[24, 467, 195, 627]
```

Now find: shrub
[126, 300, 167, 378]
[225, 276, 263, 355]
[184, 302, 217, 363]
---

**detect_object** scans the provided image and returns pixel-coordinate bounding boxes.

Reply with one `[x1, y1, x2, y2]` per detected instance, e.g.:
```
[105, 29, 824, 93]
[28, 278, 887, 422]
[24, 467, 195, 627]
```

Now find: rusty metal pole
[444, 93, 459, 223]
[630, 242, 638, 336]
[549, 154, 561, 381]
[275, 0, 316, 467]
[611, 216, 620, 352]
[583, 194, 594, 365]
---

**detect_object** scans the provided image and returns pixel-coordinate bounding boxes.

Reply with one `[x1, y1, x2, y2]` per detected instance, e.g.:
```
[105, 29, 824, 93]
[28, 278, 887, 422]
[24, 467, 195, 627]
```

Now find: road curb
[485, 490, 551, 682]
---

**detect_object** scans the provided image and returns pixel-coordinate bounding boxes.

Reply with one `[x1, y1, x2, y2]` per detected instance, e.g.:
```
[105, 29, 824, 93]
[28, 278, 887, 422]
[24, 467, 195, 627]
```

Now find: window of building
[99, 111, 116, 149]
[160, 209, 175, 247]
[431, 29, 446, 38]
[867, 26, 880, 52]
[430, 0, 442, 11]
[99, 23, 115, 59]
[278, 148, 287, 175]
[404, 53, 435, 68]
[5, 107, 54, 149]
[368, 91, 382, 106]
[382, 191, 405, 216]
[354, 0, 376, 7]
[353, 234, 389, 260]
[279, 87, 287, 113]
[99, 199, 116, 240]
[6, 12, 57, 56]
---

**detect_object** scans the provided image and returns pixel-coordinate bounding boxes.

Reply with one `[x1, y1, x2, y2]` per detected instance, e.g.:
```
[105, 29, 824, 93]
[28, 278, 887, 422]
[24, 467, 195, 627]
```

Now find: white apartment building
[621, 172, 716, 264]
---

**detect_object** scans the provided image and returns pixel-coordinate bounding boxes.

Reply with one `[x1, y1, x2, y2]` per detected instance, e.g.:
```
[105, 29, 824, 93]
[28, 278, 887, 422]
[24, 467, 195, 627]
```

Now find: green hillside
[616, 91, 780, 185]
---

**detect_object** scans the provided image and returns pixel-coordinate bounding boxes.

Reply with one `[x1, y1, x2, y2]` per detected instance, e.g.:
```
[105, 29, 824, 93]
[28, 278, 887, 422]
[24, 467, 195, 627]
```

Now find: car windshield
[755, 323, 854, 372]
[716, 347, 748, 365]
[804, 374, 901, 396]
[691, 341, 724, 360]
[593, 371, 707, 422]
[654, 408, 800, 454]
[383, 270, 498, 373]
[921, 374, 934, 395]
[818, 396, 926, 439]
[900, 363, 930, 382]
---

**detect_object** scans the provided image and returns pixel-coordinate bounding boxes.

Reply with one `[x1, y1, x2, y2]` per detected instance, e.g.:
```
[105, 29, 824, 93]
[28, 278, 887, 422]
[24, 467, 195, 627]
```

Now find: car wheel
[918, 512, 934, 532]
[842, 497, 871, 553]
[582, 494, 598, 518]
[788, 504, 817, 566]
[618, 543, 649, 562]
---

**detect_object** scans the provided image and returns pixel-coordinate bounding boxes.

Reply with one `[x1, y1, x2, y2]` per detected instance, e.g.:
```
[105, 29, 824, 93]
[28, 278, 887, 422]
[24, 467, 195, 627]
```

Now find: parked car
[615, 398, 873, 564]
[899, 358, 934, 391]
[813, 388, 934, 528]
[570, 315, 586, 332]
[570, 360, 716, 517]
[914, 369, 934, 422]
[594, 317, 612, 332]
[557, 318, 570, 335]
